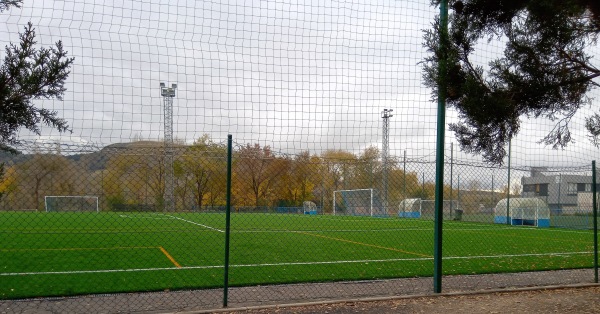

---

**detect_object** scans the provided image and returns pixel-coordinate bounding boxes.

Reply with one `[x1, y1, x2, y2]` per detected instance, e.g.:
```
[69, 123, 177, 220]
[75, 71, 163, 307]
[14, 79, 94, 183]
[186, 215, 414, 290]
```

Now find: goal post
[45, 196, 100, 213]
[333, 189, 387, 217]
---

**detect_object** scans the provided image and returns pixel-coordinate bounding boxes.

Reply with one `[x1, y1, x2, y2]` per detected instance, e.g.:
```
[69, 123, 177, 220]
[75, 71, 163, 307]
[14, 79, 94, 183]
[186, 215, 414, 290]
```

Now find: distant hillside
[0, 141, 171, 172]
[0, 150, 33, 166]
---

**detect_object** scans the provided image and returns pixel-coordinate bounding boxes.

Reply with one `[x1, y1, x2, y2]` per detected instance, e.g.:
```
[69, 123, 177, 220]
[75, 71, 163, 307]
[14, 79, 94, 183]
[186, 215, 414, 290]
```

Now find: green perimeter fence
[1, 0, 600, 312]
[0, 140, 598, 312]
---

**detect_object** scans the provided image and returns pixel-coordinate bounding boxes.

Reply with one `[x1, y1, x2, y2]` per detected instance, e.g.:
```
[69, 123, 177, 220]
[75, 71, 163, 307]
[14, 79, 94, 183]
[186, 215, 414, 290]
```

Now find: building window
[523, 184, 536, 193]
[538, 184, 548, 196]
[567, 183, 577, 195]
[577, 183, 592, 192]
[523, 184, 548, 196]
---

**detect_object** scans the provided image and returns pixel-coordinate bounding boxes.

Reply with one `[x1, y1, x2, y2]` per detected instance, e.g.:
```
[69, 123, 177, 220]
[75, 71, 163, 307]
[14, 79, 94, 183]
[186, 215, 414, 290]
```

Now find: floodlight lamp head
[160, 82, 176, 97]
[382, 108, 393, 118]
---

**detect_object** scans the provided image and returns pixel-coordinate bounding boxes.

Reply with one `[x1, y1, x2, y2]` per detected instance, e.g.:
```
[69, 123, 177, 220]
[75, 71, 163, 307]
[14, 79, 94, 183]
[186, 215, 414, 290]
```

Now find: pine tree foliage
[423, 0, 600, 164]
[1, 0, 75, 154]
[0, 0, 74, 201]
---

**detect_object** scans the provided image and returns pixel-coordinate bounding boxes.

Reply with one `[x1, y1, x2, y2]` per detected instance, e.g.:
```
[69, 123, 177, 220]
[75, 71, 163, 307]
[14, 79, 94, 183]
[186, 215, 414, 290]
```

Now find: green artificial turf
[0, 212, 596, 299]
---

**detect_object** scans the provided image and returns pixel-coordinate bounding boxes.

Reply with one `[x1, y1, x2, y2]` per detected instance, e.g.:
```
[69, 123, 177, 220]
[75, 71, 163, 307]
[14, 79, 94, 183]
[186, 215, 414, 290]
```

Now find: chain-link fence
[1, 0, 600, 312]
[0, 141, 598, 312]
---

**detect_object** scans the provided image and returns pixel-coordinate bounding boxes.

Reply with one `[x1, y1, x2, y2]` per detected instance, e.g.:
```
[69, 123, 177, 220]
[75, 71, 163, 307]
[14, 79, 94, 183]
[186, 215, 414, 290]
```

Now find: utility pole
[160, 82, 177, 212]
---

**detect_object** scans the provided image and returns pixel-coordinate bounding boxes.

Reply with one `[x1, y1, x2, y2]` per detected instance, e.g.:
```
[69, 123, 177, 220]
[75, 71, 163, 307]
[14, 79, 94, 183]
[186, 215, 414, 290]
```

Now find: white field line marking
[118, 214, 175, 220]
[311, 215, 411, 223]
[233, 226, 584, 233]
[441, 221, 592, 234]
[442, 223, 593, 235]
[162, 214, 224, 233]
[279, 215, 593, 234]
[233, 227, 522, 233]
[123, 214, 592, 235]
[1, 251, 592, 277]
[518, 228, 593, 235]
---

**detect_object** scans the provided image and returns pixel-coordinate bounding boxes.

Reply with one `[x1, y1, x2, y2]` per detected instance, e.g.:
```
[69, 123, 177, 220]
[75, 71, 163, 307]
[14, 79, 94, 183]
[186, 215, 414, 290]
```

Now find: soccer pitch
[0, 212, 595, 299]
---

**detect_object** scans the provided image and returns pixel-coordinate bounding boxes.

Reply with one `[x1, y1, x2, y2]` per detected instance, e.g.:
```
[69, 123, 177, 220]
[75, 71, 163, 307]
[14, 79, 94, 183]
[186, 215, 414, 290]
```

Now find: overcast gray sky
[1, 0, 599, 169]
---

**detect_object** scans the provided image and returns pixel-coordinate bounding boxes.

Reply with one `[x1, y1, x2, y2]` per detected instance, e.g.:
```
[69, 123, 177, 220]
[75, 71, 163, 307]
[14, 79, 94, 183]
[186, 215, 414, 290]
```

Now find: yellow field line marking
[0, 246, 156, 252]
[159, 246, 181, 268]
[1, 227, 195, 231]
[294, 231, 432, 258]
[1, 246, 182, 268]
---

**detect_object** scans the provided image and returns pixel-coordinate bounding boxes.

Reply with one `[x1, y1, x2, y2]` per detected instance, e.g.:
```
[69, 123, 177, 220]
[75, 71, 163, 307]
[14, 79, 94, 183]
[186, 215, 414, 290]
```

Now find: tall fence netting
[0, 0, 599, 312]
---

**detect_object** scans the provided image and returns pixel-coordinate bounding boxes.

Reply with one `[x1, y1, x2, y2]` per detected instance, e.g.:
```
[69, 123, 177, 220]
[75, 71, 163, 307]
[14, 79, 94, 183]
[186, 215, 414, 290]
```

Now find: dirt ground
[224, 286, 600, 314]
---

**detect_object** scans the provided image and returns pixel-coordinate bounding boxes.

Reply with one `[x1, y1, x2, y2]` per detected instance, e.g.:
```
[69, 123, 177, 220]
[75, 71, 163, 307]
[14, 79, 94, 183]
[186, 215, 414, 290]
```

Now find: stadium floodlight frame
[44, 196, 100, 213]
[333, 188, 381, 217]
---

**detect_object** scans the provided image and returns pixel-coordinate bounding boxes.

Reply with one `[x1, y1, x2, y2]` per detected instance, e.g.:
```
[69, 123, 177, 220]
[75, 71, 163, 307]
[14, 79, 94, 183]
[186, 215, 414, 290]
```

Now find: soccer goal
[333, 189, 387, 217]
[45, 196, 100, 212]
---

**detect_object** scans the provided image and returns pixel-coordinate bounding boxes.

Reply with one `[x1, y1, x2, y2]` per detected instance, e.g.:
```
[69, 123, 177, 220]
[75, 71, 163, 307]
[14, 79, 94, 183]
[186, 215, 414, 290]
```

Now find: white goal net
[333, 189, 387, 217]
[45, 196, 100, 212]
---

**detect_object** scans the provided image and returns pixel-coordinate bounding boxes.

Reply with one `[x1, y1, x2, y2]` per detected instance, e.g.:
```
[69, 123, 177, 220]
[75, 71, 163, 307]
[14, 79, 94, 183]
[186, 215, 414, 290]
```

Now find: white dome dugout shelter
[302, 201, 318, 215]
[398, 198, 422, 218]
[494, 198, 550, 227]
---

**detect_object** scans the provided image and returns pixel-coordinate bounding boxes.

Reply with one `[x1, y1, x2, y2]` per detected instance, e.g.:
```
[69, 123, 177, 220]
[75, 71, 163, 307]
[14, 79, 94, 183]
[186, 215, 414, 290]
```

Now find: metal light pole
[160, 82, 177, 211]
[381, 109, 393, 214]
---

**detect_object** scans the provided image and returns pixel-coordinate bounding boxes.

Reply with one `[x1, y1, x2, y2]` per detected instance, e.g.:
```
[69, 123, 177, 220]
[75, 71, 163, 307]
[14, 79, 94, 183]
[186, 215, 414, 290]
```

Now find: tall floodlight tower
[381, 109, 393, 214]
[160, 82, 177, 211]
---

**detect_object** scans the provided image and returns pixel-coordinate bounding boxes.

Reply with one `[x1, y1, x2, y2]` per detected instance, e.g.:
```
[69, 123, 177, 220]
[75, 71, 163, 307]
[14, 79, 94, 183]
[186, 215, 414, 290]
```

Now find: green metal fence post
[491, 173, 495, 206]
[506, 140, 511, 225]
[223, 135, 233, 307]
[433, 0, 449, 294]
[593, 160, 598, 283]
[450, 143, 453, 216]
[422, 172, 425, 197]
[557, 174, 562, 211]
[457, 174, 460, 206]
[403, 150, 406, 214]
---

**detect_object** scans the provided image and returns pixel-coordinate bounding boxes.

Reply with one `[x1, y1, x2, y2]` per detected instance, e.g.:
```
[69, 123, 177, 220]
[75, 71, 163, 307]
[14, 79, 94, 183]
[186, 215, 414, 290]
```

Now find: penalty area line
[118, 214, 175, 220]
[161, 214, 224, 233]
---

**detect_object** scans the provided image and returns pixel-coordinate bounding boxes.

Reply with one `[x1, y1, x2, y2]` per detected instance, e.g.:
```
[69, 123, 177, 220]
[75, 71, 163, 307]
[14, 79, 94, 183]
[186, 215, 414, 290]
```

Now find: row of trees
[0, 135, 518, 213]
[1, 1, 597, 214]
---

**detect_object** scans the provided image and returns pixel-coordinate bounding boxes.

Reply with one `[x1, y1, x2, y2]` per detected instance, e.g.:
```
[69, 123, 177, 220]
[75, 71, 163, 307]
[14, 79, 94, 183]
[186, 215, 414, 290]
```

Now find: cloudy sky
[1, 0, 599, 170]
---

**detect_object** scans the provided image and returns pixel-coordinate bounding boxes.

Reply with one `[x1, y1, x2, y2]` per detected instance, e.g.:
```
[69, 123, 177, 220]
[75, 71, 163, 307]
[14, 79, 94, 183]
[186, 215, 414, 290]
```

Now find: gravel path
[0, 269, 596, 313]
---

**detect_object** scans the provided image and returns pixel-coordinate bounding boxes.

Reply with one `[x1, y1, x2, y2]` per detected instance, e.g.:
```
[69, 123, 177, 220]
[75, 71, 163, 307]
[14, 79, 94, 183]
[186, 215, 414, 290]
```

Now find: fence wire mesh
[0, 0, 599, 312]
